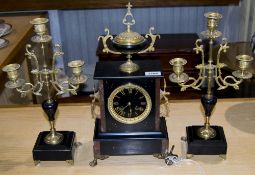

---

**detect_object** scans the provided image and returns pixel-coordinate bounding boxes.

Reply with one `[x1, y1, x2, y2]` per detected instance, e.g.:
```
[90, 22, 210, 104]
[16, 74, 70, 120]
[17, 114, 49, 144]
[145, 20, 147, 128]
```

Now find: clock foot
[89, 155, 109, 167]
[219, 154, 227, 160]
[153, 153, 165, 159]
[186, 154, 193, 159]
[34, 160, 40, 166]
[89, 159, 97, 167]
[66, 160, 74, 165]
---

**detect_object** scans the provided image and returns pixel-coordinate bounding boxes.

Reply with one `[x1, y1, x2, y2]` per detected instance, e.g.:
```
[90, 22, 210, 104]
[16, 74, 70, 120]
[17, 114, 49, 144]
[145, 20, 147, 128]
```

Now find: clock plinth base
[186, 126, 227, 156]
[91, 118, 169, 165]
[33, 131, 76, 165]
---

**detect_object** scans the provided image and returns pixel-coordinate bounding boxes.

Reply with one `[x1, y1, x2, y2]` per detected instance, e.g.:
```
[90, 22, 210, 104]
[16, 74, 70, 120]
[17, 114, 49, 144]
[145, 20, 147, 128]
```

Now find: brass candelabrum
[2, 17, 87, 146]
[98, 2, 160, 73]
[169, 12, 254, 140]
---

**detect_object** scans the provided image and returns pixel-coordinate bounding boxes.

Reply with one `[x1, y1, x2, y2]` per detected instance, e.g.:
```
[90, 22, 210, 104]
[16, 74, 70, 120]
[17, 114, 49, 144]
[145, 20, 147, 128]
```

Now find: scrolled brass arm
[215, 38, 242, 90]
[51, 80, 79, 95]
[14, 44, 44, 97]
[98, 28, 121, 54]
[16, 82, 43, 97]
[52, 44, 64, 81]
[176, 39, 206, 91]
[178, 67, 206, 91]
[50, 44, 85, 95]
[138, 27, 160, 54]
[25, 44, 42, 84]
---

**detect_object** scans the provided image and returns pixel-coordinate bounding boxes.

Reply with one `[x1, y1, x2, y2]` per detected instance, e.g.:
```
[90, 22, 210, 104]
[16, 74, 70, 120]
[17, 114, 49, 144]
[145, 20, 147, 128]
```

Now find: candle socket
[30, 18, 48, 36]
[169, 58, 189, 83]
[232, 54, 254, 79]
[2, 63, 25, 88]
[68, 60, 87, 84]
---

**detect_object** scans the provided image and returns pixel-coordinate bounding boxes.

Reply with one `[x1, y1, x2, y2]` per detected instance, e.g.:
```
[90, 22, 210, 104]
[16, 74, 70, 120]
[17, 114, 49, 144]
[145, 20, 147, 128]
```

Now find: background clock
[91, 60, 169, 163]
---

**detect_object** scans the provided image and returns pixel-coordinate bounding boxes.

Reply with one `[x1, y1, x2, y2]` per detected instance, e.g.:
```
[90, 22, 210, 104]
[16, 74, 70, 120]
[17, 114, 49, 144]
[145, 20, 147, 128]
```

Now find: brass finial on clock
[98, 2, 160, 73]
[112, 2, 145, 48]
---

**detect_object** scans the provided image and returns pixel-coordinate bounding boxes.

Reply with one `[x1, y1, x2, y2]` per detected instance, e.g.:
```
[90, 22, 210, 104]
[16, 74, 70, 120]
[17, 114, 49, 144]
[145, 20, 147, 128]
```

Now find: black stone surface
[112, 38, 148, 51]
[186, 126, 227, 155]
[94, 60, 163, 79]
[93, 118, 169, 155]
[33, 131, 76, 161]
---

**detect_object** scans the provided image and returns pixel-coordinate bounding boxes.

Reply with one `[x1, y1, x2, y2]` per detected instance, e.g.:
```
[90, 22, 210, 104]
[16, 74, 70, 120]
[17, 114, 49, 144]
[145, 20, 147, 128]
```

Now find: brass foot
[74, 142, 82, 148]
[98, 155, 109, 160]
[66, 160, 74, 165]
[153, 153, 165, 159]
[34, 160, 40, 166]
[89, 159, 97, 167]
[219, 154, 227, 160]
[89, 155, 109, 167]
[186, 154, 193, 159]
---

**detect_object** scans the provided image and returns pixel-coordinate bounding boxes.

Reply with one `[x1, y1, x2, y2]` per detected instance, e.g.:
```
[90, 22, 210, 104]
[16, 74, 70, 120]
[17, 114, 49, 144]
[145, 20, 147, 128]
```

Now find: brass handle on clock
[160, 78, 170, 117]
[90, 87, 100, 119]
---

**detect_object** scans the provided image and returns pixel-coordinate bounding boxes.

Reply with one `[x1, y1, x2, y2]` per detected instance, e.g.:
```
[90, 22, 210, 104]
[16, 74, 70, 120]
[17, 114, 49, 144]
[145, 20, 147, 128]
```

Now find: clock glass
[107, 83, 152, 124]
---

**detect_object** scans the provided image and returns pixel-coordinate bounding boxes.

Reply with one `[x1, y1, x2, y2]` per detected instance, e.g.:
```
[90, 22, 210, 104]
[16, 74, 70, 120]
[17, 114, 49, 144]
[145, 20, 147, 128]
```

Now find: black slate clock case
[92, 60, 169, 156]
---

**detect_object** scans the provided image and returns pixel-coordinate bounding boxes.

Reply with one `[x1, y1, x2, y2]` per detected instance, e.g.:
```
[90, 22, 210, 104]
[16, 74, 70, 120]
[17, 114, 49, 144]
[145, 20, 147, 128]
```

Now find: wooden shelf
[0, 13, 44, 92]
[0, 0, 240, 11]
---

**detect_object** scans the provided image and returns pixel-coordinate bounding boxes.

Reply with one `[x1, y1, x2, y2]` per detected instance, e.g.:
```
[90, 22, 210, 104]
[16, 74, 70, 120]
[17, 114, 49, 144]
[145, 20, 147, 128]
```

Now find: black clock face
[108, 83, 152, 124]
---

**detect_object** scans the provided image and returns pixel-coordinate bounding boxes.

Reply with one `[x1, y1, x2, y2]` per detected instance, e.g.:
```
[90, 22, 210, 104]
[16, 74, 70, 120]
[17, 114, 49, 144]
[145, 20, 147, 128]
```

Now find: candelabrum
[169, 12, 253, 157]
[2, 17, 87, 164]
[98, 2, 160, 73]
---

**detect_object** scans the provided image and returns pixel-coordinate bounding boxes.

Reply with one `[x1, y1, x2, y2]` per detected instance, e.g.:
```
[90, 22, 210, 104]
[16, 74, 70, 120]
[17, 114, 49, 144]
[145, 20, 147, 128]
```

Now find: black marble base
[33, 131, 76, 162]
[186, 126, 227, 155]
[93, 118, 169, 156]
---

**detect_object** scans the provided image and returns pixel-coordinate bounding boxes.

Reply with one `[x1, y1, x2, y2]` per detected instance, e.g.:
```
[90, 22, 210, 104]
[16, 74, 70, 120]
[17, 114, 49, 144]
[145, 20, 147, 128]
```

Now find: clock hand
[122, 102, 131, 110]
[129, 102, 132, 116]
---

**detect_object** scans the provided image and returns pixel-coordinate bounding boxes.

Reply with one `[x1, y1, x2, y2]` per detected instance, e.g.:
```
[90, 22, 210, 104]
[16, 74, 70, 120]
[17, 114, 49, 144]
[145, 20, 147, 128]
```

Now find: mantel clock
[90, 60, 169, 166]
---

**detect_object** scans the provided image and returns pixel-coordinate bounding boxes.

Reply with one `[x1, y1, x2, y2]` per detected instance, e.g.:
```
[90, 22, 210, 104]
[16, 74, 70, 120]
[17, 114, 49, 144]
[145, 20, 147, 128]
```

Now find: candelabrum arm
[215, 38, 242, 90]
[178, 39, 206, 91]
[52, 44, 64, 81]
[98, 28, 121, 54]
[51, 80, 79, 96]
[16, 44, 44, 97]
[178, 66, 206, 91]
[50, 44, 81, 96]
[16, 82, 43, 97]
[25, 44, 42, 83]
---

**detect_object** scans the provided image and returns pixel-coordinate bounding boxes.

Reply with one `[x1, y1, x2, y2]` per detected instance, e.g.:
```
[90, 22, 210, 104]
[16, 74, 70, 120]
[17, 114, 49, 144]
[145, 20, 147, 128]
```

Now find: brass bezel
[107, 83, 152, 124]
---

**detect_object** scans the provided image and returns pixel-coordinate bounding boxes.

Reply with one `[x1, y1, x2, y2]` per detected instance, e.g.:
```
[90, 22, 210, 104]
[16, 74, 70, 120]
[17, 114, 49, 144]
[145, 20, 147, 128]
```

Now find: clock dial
[108, 83, 152, 124]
